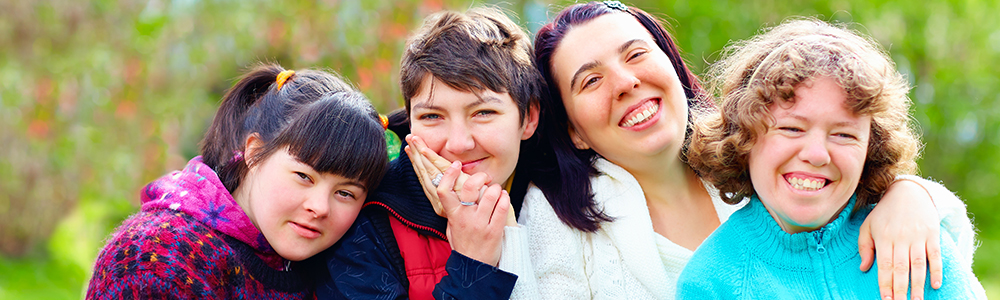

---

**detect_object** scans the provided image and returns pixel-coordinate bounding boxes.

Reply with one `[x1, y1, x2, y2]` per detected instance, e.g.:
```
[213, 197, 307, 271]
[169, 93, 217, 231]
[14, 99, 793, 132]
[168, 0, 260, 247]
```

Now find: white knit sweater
[498, 159, 977, 300]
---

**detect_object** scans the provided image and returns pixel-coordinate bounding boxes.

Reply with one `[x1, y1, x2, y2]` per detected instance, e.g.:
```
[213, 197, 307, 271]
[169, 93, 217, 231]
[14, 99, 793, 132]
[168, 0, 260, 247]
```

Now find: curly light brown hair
[689, 18, 921, 209]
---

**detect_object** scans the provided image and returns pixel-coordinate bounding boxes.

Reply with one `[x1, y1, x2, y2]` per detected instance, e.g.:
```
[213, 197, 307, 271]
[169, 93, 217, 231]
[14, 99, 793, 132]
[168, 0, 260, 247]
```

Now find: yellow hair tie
[379, 114, 388, 130]
[275, 70, 295, 91]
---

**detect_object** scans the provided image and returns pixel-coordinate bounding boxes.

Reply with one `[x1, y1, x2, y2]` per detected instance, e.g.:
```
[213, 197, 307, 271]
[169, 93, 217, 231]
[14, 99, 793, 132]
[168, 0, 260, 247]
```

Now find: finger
[459, 173, 490, 207]
[927, 232, 943, 290]
[489, 189, 511, 228]
[437, 161, 463, 211]
[859, 220, 876, 272]
[876, 240, 895, 300]
[407, 144, 445, 214]
[892, 244, 910, 300]
[410, 135, 445, 173]
[478, 184, 503, 222]
[505, 201, 517, 226]
[909, 244, 927, 300]
[412, 135, 451, 172]
[411, 135, 473, 190]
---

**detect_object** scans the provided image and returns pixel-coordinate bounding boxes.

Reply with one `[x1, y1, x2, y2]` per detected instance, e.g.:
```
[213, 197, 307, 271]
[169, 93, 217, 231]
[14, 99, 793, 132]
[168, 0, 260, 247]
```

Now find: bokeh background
[1, 0, 997, 298]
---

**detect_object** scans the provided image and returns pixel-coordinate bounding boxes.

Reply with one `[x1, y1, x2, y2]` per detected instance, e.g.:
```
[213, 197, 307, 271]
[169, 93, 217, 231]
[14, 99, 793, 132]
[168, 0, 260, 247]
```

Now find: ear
[520, 103, 541, 140]
[242, 133, 265, 167]
[568, 124, 590, 150]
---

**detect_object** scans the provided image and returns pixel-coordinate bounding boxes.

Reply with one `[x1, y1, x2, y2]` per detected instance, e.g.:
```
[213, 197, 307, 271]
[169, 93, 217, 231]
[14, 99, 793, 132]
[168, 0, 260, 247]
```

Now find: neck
[617, 154, 700, 205]
[615, 153, 719, 250]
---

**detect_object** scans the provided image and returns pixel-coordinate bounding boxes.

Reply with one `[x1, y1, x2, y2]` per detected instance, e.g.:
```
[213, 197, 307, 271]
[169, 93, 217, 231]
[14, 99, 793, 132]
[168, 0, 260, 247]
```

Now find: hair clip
[603, 0, 628, 11]
[230, 150, 244, 163]
[379, 114, 389, 130]
[275, 70, 295, 91]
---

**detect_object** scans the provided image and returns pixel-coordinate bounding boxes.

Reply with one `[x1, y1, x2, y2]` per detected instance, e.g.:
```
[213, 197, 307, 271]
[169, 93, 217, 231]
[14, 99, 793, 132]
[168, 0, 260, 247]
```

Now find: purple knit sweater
[87, 157, 318, 299]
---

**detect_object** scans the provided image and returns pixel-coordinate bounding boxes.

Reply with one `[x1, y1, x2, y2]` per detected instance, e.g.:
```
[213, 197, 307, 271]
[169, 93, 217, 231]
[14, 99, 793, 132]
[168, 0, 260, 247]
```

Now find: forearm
[895, 175, 978, 261]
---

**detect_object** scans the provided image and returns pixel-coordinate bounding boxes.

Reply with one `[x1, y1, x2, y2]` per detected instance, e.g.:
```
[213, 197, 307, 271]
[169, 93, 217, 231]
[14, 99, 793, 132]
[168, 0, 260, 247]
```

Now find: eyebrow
[410, 94, 503, 111]
[465, 95, 503, 109]
[410, 101, 439, 111]
[569, 39, 644, 91]
[342, 181, 368, 193]
[787, 114, 862, 128]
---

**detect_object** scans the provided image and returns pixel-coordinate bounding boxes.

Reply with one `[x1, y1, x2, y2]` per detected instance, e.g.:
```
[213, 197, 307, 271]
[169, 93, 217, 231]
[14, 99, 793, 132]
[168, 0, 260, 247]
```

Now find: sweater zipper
[812, 229, 826, 254]
[812, 228, 840, 300]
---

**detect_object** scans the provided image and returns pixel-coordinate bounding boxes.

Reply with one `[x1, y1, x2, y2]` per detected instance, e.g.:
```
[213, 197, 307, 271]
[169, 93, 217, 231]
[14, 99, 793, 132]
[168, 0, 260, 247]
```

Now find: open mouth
[619, 99, 660, 128]
[784, 174, 830, 192]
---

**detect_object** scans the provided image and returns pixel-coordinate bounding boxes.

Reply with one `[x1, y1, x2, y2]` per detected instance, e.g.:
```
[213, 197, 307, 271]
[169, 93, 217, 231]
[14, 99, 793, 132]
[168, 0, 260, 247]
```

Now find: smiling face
[550, 13, 689, 168]
[237, 147, 367, 261]
[749, 76, 871, 234]
[409, 76, 538, 185]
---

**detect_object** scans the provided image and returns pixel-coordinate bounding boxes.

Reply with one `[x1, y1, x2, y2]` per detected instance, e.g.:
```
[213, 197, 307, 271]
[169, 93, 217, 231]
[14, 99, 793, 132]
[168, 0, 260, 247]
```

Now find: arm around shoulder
[896, 175, 978, 261]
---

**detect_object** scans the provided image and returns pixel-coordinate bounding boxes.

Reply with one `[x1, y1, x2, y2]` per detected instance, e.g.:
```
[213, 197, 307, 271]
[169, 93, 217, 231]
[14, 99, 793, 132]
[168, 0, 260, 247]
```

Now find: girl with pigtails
[87, 63, 389, 299]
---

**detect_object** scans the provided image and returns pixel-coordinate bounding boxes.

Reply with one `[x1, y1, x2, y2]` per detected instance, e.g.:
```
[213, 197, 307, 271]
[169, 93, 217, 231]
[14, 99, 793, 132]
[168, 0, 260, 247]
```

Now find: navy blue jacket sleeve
[433, 251, 517, 300]
[317, 213, 408, 300]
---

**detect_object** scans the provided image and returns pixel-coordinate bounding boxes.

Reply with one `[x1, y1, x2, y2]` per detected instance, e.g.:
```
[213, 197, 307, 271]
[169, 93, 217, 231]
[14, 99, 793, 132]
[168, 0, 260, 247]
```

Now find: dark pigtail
[201, 64, 285, 192]
[199, 63, 382, 193]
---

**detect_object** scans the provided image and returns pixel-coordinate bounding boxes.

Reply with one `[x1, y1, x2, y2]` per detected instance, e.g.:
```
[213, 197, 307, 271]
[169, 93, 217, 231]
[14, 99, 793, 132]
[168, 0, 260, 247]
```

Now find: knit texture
[510, 158, 742, 300]
[87, 157, 316, 299]
[676, 195, 987, 299]
[507, 159, 980, 300]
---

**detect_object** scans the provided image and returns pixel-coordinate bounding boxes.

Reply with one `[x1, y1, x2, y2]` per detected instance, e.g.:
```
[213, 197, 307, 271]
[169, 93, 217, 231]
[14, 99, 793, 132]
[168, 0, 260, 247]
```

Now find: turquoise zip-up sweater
[676, 195, 986, 299]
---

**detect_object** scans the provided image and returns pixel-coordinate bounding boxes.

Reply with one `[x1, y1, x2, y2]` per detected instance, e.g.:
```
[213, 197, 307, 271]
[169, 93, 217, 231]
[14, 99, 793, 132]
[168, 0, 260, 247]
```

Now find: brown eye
[295, 172, 312, 183]
[582, 77, 600, 89]
[627, 50, 646, 61]
[336, 190, 357, 200]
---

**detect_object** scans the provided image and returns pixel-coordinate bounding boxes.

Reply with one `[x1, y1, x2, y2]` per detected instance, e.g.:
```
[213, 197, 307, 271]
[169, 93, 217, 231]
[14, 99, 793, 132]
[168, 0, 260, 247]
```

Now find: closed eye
[778, 126, 803, 133]
[835, 133, 858, 139]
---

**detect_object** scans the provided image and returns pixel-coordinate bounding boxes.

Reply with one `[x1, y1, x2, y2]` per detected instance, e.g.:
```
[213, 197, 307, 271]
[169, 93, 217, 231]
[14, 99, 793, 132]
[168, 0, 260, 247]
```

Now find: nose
[303, 191, 330, 219]
[610, 65, 640, 100]
[798, 132, 831, 167]
[443, 120, 475, 155]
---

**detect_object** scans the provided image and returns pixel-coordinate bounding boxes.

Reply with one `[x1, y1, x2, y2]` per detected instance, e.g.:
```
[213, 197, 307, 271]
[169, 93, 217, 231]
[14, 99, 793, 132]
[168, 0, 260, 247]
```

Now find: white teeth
[622, 103, 659, 127]
[788, 177, 824, 191]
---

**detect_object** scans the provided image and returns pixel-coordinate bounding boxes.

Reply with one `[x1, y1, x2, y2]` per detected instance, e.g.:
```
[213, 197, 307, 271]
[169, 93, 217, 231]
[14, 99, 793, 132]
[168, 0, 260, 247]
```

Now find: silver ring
[431, 173, 443, 187]
[460, 201, 477, 206]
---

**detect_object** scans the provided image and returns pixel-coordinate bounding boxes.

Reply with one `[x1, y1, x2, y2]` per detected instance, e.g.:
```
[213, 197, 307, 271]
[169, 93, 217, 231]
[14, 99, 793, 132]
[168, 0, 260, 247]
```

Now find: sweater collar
[742, 194, 864, 264]
[140, 156, 273, 253]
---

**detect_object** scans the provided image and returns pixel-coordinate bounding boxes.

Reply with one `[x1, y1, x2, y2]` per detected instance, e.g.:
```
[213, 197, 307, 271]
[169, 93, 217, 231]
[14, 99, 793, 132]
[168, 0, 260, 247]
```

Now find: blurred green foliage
[0, 0, 996, 298]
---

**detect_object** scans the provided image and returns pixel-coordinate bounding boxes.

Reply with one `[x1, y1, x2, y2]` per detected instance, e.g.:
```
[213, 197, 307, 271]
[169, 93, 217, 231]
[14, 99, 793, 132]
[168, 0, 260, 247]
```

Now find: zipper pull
[813, 230, 827, 254]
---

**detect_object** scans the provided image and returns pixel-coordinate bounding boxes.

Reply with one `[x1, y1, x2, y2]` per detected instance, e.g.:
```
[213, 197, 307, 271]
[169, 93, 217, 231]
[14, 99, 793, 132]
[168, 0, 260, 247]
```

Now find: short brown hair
[689, 18, 921, 209]
[398, 6, 542, 124]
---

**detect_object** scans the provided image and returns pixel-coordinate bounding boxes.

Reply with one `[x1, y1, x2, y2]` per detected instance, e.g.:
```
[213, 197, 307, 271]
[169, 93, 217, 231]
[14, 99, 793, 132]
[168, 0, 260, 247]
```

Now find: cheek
[411, 127, 447, 153]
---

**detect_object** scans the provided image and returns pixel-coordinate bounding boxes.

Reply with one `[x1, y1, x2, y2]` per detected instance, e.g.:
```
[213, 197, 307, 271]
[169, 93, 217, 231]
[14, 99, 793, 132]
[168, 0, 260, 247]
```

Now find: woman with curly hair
[679, 18, 985, 299]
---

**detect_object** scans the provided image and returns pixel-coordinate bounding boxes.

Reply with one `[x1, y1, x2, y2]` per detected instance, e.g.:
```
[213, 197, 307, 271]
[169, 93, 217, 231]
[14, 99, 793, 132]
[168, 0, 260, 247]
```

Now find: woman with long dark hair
[510, 2, 977, 299]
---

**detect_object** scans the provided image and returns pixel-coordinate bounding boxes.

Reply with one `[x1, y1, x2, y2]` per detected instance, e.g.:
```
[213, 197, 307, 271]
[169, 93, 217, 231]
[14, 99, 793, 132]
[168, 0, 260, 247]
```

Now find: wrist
[892, 175, 934, 206]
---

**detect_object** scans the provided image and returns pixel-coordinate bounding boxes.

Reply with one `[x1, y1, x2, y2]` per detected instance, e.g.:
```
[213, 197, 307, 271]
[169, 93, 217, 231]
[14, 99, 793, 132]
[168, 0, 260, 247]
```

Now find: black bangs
[272, 91, 388, 191]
